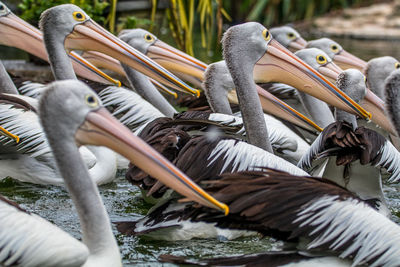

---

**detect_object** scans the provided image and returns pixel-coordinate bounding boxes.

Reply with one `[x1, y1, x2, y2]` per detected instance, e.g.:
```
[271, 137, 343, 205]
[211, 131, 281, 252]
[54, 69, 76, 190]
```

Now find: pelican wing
[0, 196, 88, 266]
[126, 136, 308, 199]
[299, 122, 400, 181]
[98, 86, 164, 134]
[187, 170, 400, 266]
[260, 82, 298, 99]
[373, 140, 400, 182]
[0, 103, 50, 158]
[18, 82, 46, 99]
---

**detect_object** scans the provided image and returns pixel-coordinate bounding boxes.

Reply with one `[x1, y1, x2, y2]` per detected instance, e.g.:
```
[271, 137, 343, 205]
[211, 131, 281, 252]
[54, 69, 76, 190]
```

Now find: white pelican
[270, 25, 307, 51]
[0, 1, 121, 86]
[298, 69, 400, 216]
[0, 79, 227, 266]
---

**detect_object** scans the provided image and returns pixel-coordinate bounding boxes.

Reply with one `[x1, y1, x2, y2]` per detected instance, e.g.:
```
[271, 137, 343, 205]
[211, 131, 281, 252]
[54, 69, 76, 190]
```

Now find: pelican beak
[68, 52, 121, 87]
[76, 107, 228, 215]
[150, 78, 178, 99]
[256, 85, 323, 132]
[288, 37, 308, 51]
[318, 62, 395, 134]
[0, 13, 121, 86]
[333, 50, 367, 72]
[65, 20, 200, 97]
[0, 126, 19, 143]
[0, 12, 47, 60]
[146, 40, 207, 88]
[81, 51, 126, 76]
[254, 39, 371, 120]
[318, 62, 343, 83]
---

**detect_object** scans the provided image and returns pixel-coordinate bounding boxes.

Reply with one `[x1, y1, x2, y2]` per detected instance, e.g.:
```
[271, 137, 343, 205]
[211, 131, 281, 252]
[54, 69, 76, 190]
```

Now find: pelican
[0, 1, 121, 86]
[298, 69, 400, 216]
[155, 168, 400, 266]
[116, 29, 207, 88]
[365, 56, 400, 99]
[0, 79, 227, 266]
[294, 48, 394, 135]
[306, 38, 367, 71]
[0, 60, 118, 185]
[202, 60, 316, 163]
[270, 25, 307, 51]
[39, 4, 198, 95]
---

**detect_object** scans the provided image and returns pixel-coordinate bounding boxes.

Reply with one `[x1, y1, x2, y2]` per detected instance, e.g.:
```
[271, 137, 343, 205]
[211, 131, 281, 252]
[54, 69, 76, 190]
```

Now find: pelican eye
[85, 94, 98, 107]
[287, 32, 296, 40]
[72, 11, 86, 22]
[144, 33, 154, 43]
[395, 62, 400, 69]
[330, 44, 339, 53]
[0, 5, 4, 11]
[262, 29, 271, 41]
[316, 55, 327, 65]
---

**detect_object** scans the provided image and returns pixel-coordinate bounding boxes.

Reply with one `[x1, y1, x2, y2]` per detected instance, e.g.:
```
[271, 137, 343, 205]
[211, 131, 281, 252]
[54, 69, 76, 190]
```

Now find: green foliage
[18, 0, 117, 32]
[118, 16, 153, 32]
[152, 0, 231, 57]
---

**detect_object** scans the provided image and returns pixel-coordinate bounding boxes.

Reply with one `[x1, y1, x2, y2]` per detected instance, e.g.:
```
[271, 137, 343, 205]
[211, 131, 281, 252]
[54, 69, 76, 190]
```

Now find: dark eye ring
[0, 5, 4, 10]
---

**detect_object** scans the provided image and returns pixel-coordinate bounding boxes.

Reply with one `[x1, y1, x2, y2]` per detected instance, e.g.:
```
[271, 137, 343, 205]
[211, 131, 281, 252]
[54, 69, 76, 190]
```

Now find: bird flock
[1, 2, 400, 266]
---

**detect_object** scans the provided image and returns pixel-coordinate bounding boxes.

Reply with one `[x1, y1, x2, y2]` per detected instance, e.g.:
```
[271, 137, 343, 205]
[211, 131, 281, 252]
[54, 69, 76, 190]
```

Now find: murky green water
[2, 36, 400, 265]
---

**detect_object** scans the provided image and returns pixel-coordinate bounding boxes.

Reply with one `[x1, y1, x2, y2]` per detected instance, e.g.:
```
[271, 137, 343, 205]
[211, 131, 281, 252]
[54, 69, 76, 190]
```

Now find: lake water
[1, 36, 400, 266]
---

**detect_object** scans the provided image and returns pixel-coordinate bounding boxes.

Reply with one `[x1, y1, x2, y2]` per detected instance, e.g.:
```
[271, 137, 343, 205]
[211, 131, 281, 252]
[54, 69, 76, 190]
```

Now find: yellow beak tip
[116, 81, 122, 87]
[222, 204, 229, 216]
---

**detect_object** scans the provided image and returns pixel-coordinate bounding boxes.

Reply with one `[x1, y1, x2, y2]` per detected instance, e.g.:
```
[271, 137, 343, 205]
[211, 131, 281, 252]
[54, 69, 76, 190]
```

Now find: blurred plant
[118, 16, 153, 32]
[18, 0, 118, 33]
[240, 0, 368, 26]
[152, 0, 231, 56]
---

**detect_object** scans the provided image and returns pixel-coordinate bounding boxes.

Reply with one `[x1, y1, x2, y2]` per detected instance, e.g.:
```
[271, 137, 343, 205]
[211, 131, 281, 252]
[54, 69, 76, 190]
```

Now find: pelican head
[307, 38, 367, 71]
[39, 4, 198, 95]
[335, 69, 367, 128]
[222, 22, 370, 120]
[118, 29, 206, 88]
[337, 69, 367, 103]
[384, 69, 400, 136]
[366, 56, 400, 99]
[39, 80, 228, 214]
[295, 48, 342, 83]
[270, 26, 307, 51]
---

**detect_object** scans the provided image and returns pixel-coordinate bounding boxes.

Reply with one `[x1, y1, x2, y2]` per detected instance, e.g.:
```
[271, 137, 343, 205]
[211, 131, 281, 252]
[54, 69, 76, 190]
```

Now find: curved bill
[0, 125, 19, 143]
[317, 61, 395, 135]
[288, 37, 308, 51]
[82, 51, 125, 75]
[146, 40, 207, 88]
[254, 39, 371, 120]
[65, 20, 200, 97]
[150, 78, 178, 99]
[0, 12, 121, 86]
[76, 107, 229, 215]
[333, 50, 367, 72]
